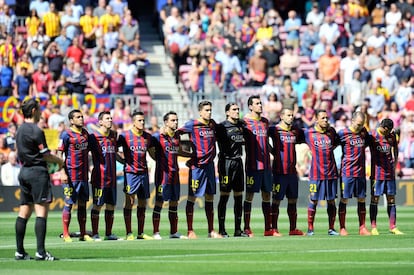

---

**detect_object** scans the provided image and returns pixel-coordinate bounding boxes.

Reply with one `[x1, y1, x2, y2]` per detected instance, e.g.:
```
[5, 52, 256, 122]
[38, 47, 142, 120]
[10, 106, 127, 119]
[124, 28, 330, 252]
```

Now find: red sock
[124, 208, 132, 234]
[91, 209, 100, 235]
[287, 203, 297, 231]
[169, 206, 178, 234]
[244, 200, 252, 230]
[327, 203, 336, 230]
[186, 201, 194, 231]
[262, 201, 271, 231]
[77, 205, 86, 236]
[357, 202, 366, 227]
[152, 205, 162, 233]
[62, 206, 71, 237]
[105, 210, 114, 236]
[307, 203, 316, 231]
[205, 201, 214, 233]
[338, 201, 346, 229]
[137, 207, 146, 235]
[271, 203, 280, 230]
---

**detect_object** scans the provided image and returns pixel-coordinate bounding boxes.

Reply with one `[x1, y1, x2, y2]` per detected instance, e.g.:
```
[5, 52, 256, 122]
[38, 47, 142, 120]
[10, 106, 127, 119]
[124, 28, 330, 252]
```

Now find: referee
[15, 98, 63, 261]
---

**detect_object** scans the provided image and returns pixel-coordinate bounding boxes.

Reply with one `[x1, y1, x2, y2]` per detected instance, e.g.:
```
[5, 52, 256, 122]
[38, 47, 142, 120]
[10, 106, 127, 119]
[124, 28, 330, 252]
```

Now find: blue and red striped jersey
[179, 119, 216, 166]
[370, 129, 397, 180]
[269, 124, 305, 175]
[153, 131, 181, 185]
[338, 127, 369, 177]
[119, 129, 154, 174]
[90, 129, 118, 188]
[304, 126, 339, 180]
[58, 127, 91, 182]
[243, 116, 271, 171]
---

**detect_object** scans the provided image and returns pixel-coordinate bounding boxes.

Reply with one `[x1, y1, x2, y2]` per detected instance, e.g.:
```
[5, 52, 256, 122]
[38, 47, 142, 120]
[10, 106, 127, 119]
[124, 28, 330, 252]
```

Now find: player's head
[247, 95, 262, 115]
[225, 102, 240, 120]
[132, 110, 145, 131]
[21, 98, 41, 121]
[68, 109, 84, 128]
[379, 118, 394, 135]
[163, 111, 178, 131]
[98, 111, 112, 129]
[280, 108, 294, 126]
[350, 111, 365, 133]
[315, 109, 329, 130]
[198, 100, 212, 121]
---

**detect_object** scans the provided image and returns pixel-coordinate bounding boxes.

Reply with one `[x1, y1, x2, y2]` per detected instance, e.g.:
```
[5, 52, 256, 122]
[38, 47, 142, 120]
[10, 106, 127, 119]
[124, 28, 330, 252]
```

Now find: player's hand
[60, 171, 68, 184]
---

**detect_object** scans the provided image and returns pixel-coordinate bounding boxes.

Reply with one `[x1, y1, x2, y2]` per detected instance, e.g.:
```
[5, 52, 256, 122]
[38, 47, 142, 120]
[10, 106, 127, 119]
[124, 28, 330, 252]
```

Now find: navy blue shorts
[272, 174, 299, 200]
[155, 172, 180, 202]
[19, 166, 53, 205]
[246, 170, 272, 193]
[309, 179, 338, 201]
[92, 186, 117, 206]
[189, 163, 216, 197]
[341, 177, 366, 199]
[124, 172, 150, 199]
[371, 179, 396, 196]
[62, 181, 90, 204]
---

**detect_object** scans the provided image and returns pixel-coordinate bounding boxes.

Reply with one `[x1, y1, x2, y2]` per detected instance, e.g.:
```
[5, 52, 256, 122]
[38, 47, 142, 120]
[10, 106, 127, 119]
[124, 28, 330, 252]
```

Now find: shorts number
[273, 183, 280, 193]
[63, 187, 73, 196]
[309, 183, 317, 193]
[157, 185, 163, 193]
[247, 176, 254, 186]
[94, 188, 103, 198]
[221, 176, 229, 185]
[191, 179, 199, 189]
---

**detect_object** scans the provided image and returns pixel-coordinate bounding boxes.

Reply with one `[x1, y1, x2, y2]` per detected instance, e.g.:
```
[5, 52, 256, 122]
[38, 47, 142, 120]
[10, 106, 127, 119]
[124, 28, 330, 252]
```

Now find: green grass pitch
[1, 206, 413, 274]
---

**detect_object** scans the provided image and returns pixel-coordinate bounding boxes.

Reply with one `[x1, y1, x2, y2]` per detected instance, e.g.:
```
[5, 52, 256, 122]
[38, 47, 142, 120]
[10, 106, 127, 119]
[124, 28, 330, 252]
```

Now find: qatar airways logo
[313, 139, 332, 148]
[280, 135, 296, 143]
[231, 135, 244, 142]
[376, 145, 390, 153]
[129, 145, 147, 152]
[350, 138, 364, 147]
[75, 142, 88, 150]
[165, 145, 179, 153]
[102, 145, 116, 153]
[199, 129, 215, 138]
[253, 129, 267, 137]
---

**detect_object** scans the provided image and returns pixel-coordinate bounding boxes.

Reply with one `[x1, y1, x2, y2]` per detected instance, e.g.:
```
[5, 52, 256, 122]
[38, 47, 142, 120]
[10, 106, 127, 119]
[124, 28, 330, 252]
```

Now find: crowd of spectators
[158, 0, 414, 177]
[0, 0, 149, 185]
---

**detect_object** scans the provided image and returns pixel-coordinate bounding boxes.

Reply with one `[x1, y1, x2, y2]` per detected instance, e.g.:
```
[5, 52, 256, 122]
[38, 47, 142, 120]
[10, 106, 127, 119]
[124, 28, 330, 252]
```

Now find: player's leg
[186, 168, 199, 238]
[123, 193, 135, 237]
[369, 180, 382, 235]
[285, 175, 303, 235]
[243, 191, 254, 236]
[386, 180, 403, 234]
[62, 183, 74, 242]
[356, 177, 370, 235]
[77, 199, 91, 241]
[307, 180, 320, 235]
[262, 190, 276, 236]
[15, 204, 33, 260]
[338, 177, 350, 235]
[91, 185, 104, 239]
[137, 174, 152, 240]
[271, 175, 288, 235]
[204, 163, 220, 238]
[152, 183, 163, 239]
[34, 202, 57, 260]
[218, 191, 230, 237]
[104, 203, 117, 239]
[326, 179, 339, 235]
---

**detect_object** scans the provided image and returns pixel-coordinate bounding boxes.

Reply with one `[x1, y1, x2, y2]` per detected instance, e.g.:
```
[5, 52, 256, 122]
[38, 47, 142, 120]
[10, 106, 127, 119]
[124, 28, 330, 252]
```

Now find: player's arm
[178, 139, 193, 158]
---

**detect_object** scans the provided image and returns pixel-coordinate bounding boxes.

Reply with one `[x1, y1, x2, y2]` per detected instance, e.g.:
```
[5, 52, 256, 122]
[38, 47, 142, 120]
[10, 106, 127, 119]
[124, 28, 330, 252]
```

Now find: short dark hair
[247, 95, 260, 106]
[98, 111, 111, 121]
[198, 100, 212, 111]
[225, 102, 238, 112]
[380, 118, 394, 130]
[163, 111, 177, 122]
[21, 98, 39, 118]
[68, 109, 82, 120]
[315, 109, 327, 118]
[131, 110, 145, 119]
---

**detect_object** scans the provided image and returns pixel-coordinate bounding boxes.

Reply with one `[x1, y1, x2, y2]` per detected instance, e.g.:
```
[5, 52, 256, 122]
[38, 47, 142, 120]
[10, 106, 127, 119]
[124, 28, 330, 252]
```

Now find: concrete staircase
[138, 16, 191, 123]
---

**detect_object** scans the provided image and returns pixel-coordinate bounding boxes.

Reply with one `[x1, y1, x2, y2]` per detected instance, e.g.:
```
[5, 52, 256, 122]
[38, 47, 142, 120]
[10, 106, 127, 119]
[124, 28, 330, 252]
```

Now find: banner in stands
[0, 95, 112, 134]
[1, 180, 414, 212]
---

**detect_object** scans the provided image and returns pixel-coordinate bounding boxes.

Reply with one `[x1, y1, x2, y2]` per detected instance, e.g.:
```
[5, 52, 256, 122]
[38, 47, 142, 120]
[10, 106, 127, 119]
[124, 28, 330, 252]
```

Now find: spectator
[42, 2, 61, 40]
[399, 127, 414, 168]
[311, 36, 335, 62]
[168, 22, 190, 85]
[119, 13, 139, 50]
[67, 0, 84, 20]
[119, 52, 138, 95]
[395, 78, 412, 110]
[13, 66, 32, 98]
[47, 105, 65, 129]
[108, 62, 125, 95]
[60, 5, 81, 41]
[31, 61, 53, 98]
[79, 6, 99, 49]
[281, 83, 298, 115]
[103, 24, 119, 51]
[362, 47, 382, 82]
[0, 57, 13, 96]
[0, 5, 16, 35]
[386, 26, 409, 57]
[55, 75, 73, 96]
[300, 23, 319, 57]
[351, 32, 366, 56]
[340, 46, 360, 89]
[26, 39, 43, 70]
[394, 55, 413, 85]
[306, 2, 324, 28]
[54, 28, 72, 54]
[93, 0, 107, 19]
[89, 59, 109, 95]
[349, 9, 367, 36]
[99, 5, 121, 34]
[215, 43, 241, 93]
[0, 151, 20, 186]
[248, 43, 267, 87]
[291, 72, 308, 112]
[44, 41, 64, 81]
[0, 34, 17, 67]
[371, 3, 386, 29]
[385, 3, 402, 36]
[29, 0, 50, 18]
[70, 62, 88, 105]
[345, 69, 367, 109]
[284, 10, 301, 51]
[263, 92, 282, 124]
[66, 36, 84, 64]
[280, 45, 299, 77]
[129, 39, 148, 81]
[318, 15, 340, 46]
[382, 65, 399, 100]
[318, 45, 340, 84]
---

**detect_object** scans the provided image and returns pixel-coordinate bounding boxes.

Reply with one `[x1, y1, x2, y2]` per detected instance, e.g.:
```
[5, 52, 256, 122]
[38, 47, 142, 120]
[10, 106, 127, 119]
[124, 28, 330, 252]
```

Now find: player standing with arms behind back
[216, 103, 248, 237]
[178, 101, 222, 239]
[304, 109, 340, 236]
[58, 109, 94, 242]
[243, 95, 274, 237]
[15, 98, 63, 261]
[337, 111, 371, 236]
[369, 118, 404, 235]
[269, 108, 305, 236]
